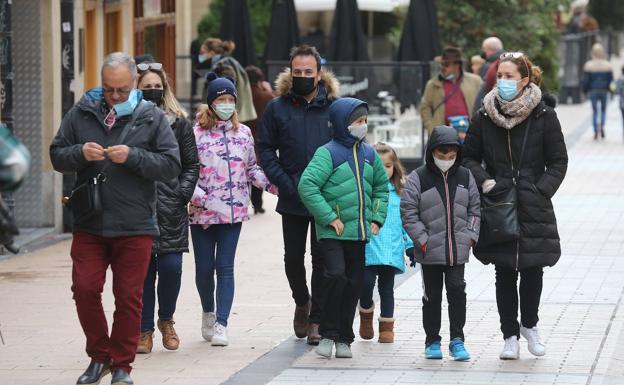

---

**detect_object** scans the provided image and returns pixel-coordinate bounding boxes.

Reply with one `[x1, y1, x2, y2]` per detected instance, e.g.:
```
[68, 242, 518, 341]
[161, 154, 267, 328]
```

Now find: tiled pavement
[264, 101, 624, 385]
[1, 100, 624, 385]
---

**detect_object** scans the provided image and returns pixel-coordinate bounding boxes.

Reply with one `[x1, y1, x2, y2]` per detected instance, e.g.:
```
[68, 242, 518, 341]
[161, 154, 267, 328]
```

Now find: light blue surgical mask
[198, 54, 207, 64]
[213, 103, 236, 121]
[443, 73, 456, 81]
[113, 89, 139, 117]
[497, 79, 520, 101]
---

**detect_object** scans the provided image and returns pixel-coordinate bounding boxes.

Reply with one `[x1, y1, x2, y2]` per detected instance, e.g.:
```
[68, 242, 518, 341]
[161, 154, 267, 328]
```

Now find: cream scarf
[483, 83, 542, 130]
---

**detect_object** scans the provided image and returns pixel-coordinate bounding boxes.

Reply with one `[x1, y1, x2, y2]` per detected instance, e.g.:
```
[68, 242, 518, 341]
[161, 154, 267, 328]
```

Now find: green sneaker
[335, 342, 352, 358]
[315, 338, 334, 358]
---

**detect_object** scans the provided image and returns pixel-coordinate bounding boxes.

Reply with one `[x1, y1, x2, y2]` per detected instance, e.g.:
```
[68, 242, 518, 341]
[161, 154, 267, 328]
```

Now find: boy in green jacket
[298, 97, 389, 359]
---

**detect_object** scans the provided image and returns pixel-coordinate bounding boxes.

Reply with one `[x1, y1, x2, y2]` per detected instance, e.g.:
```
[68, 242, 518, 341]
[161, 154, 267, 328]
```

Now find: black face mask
[142, 89, 164, 104]
[291, 76, 317, 96]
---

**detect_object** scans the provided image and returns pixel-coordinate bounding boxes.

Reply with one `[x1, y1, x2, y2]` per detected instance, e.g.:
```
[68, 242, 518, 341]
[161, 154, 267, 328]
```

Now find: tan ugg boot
[378, 317, 395, 343]
[358, 304, 375, 340]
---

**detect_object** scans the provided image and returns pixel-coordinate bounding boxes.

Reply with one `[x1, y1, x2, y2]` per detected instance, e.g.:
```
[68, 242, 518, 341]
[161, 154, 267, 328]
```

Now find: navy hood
[426, 125, 462, 174]
[328, 97, 368, 147]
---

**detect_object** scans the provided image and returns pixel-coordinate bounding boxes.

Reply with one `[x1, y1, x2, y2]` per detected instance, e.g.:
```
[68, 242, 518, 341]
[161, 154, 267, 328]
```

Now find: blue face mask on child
[113, 89, 139, 117]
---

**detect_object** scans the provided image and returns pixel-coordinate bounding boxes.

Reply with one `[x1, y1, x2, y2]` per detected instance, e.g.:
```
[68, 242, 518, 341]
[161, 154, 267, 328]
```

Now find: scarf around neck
[483, 83, 542, 130]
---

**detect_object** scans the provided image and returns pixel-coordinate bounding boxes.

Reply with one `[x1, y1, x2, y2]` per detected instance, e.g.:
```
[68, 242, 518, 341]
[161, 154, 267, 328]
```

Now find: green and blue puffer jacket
[298, 98, 389, 242]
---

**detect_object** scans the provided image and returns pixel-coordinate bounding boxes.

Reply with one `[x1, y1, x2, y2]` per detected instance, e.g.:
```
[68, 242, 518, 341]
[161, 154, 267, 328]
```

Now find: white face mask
[348, 123, 368, 140]
[433, 156, 455, 173]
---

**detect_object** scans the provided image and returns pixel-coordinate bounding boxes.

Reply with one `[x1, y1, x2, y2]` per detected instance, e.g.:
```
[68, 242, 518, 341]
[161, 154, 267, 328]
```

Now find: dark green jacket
[298, 98, 388, 241]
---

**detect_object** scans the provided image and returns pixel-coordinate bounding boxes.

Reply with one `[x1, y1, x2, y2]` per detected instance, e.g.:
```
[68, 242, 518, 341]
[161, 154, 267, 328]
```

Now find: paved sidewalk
[264, 101, 624, 385]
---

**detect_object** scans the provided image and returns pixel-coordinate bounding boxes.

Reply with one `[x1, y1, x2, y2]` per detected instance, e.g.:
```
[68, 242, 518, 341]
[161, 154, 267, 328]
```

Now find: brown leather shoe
[137, 330, 153, 354]
[293, 301, 311, 338]
[359, 304, 375, 340]
[378, 317, 395, 343]
[306, 323, 321, 345]
[157, 319, 180, 350]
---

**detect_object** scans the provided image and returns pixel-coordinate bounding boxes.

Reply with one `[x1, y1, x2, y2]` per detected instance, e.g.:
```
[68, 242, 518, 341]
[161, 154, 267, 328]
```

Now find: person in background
[190, 73, 277, 347]
[470, 55, 486, 76]
[256, 45, 340, 345]
[358, 143, 412, 344]
[420, 47, 482, 137]
[472, 37, 504, 113]
[134, 61, 200, 354]
[245, 65, 276, 214]
[199, 38, 257, 123]
[583, 43, 613, 140]
[50, 52, 181, 385]
[298, 98, 389, 360]
[615, 67, 624, 140]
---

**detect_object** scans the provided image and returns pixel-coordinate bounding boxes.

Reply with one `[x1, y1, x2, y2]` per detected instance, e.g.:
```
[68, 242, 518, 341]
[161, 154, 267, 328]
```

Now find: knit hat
[205, 72, 237, 106]
[348, 104, 369, 125]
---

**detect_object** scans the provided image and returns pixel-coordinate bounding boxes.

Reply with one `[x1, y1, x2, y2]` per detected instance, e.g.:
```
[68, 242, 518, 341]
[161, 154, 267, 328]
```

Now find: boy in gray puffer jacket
[400, 125, 480, 361]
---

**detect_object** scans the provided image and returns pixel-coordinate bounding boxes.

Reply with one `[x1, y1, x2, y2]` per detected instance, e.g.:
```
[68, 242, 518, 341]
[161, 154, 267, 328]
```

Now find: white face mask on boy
[433, 156, 455, 173]
[348, 123, 368, 140]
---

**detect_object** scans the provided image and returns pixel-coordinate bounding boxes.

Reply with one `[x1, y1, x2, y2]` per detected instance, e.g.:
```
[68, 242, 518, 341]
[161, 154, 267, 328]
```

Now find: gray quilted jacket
[400, 126, 481, 266]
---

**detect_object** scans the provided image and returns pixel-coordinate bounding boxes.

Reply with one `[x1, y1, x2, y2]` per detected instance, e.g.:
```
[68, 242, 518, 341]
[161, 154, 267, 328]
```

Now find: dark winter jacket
[401, 126, 480, 266]
[462, 95, 568, 270]
[257, 69, 340, 216]
[50, 88, 181, 237]
[582, 44, 614, 94]
[152, 115, 199, 255]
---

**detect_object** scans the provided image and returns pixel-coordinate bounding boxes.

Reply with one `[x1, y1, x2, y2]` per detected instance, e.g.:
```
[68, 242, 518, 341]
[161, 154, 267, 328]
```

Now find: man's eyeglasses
[102, 87, 132, 96]
[137, 62, 163, 72]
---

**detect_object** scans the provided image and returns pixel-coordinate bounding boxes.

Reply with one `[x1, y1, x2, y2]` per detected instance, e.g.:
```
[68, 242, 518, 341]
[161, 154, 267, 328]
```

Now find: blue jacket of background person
[366, 182, 413, 273]
[257, 68, 340, 216]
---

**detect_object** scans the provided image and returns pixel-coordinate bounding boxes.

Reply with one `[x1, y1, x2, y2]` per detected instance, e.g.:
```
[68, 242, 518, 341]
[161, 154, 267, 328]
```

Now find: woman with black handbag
[463, 52, 568, 360]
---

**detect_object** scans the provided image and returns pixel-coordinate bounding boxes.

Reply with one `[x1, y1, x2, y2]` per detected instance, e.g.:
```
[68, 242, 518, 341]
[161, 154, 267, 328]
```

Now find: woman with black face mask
[135, 62, 200, 354]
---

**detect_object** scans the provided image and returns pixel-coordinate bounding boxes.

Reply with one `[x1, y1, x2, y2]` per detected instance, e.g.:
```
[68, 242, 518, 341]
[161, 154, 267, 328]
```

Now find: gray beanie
[348, 105, 369, 125]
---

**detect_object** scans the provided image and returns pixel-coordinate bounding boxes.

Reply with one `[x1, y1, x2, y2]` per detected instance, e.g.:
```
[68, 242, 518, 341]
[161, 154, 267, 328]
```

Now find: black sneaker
[76, 361, 110, 385]
[111, 369, 133, 385]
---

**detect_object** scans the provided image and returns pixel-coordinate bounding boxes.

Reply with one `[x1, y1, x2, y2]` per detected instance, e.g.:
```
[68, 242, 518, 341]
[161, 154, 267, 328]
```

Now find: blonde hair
[374, 142, 405, 194]
[196, 104, 240, 130]
[137, 68, 188, 118]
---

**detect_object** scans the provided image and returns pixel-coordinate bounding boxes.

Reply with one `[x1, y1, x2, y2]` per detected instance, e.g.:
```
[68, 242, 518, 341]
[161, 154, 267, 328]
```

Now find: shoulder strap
[432, 79, 462, 114]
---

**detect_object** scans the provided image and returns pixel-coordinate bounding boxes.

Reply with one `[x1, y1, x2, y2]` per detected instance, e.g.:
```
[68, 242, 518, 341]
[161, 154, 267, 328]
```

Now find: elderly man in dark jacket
[50, 52, 181, 385]
[257, 45, 339, 345]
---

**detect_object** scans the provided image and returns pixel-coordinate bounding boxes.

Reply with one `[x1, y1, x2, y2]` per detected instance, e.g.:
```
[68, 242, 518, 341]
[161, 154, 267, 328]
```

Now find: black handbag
[478, 116, 531, 247]
[65, 105, 142, 222]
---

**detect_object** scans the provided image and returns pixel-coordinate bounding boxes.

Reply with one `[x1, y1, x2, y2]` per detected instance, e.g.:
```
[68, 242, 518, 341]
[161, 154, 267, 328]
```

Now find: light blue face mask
[497, 79, 520, 101]
[113, 89, 139, 117]
[198, 54, 207, 64]
[213, 103, 236, 121]
[443, 73, 456, 81]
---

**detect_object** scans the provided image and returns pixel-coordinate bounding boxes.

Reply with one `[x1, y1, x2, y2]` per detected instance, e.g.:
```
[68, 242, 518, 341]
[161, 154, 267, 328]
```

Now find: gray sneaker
[315, 338, 334, 358]
[335, 342, 352, 358]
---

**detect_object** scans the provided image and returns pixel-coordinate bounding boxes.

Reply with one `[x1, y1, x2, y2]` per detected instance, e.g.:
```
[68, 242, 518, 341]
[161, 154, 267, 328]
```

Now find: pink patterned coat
[189, 120, 277, 225]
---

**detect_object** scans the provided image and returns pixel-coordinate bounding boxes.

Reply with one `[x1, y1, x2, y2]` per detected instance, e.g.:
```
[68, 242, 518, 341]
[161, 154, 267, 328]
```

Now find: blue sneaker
[425, 341, 443, 359]
[449, 338, 470, 361]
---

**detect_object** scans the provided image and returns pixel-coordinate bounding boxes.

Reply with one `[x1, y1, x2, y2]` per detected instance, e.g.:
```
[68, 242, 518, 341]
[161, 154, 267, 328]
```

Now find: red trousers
[70, 232, 153, 372]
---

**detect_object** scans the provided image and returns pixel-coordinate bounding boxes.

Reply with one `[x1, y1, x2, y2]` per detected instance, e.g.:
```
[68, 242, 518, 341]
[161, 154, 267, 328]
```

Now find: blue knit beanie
[205, 72, 237, 105]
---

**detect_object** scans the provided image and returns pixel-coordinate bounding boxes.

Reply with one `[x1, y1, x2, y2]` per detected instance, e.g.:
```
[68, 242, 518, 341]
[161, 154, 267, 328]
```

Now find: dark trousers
[495, 265, 543, 339]
[421, 264, 466, 345]
[360, 265, 397, 318]
[590, 91, 608, 132]
[140, 253, 183, 332]
[318, 239, 366, 344]
[191, 223, 242, 327]
[70, 232, 153, 373]
[251, 185, 263, 210]
[281, 214, 324, 324]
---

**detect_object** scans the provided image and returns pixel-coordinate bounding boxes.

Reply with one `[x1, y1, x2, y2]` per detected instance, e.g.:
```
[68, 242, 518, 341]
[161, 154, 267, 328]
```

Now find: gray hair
[483, 37, 503, 52]
[101, 52, 137, 78]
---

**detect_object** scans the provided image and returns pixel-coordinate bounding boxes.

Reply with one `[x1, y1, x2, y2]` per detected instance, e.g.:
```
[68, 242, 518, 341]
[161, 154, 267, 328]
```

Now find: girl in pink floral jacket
[190, 74, 276, 346]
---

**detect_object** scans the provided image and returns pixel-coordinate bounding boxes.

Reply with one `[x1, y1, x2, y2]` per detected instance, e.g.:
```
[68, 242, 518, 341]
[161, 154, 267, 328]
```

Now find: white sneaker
[520, 326, 546, 356]
[202, 312, 216, 342]
[211, 323, 229, 346]
[500, 336, 520, 360]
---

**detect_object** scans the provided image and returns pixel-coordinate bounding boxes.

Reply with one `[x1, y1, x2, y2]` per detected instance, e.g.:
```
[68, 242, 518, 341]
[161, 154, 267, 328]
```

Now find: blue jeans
[141, 253, 183, 332]
[590, 92, 608, 133]
[360, 265, 397, 318]
[191, 223, 242, 327]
